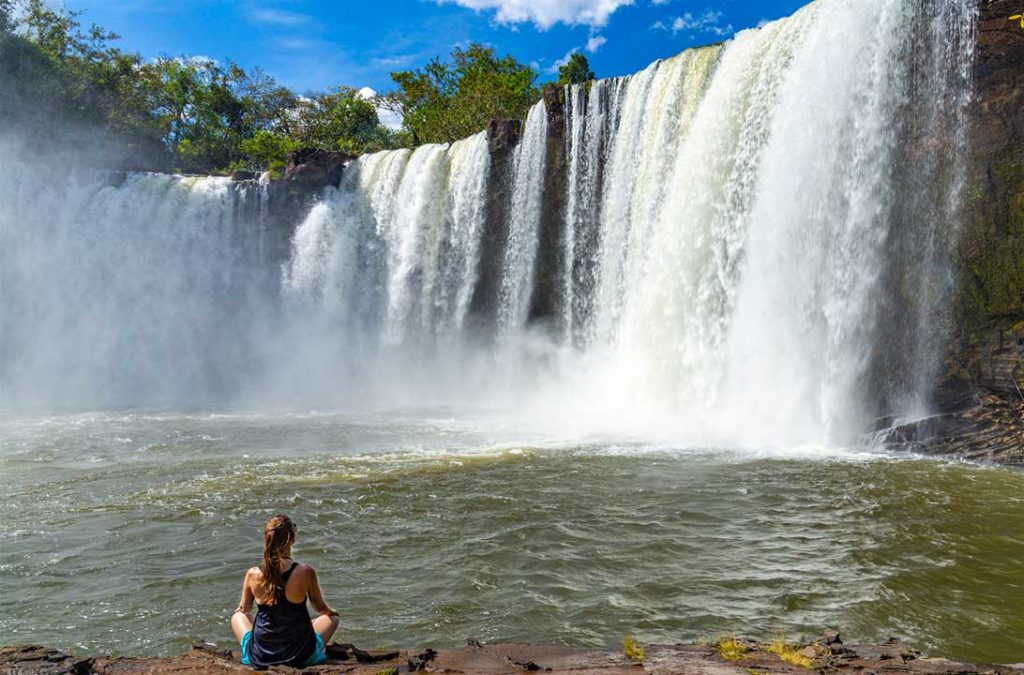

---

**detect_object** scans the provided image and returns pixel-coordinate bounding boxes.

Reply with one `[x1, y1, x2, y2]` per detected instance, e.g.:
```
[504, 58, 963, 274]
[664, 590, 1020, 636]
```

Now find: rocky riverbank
[880, 393, 1024, 464]
[3, 633, 1022, 675]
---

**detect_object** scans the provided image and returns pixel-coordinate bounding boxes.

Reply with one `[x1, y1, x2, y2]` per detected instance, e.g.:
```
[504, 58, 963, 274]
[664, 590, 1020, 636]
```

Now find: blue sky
[60, 0, 809, 94]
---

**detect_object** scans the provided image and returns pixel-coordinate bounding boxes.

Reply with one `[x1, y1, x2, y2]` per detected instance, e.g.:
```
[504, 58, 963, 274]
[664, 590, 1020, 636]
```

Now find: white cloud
[650, 0, 670, 5]
[585, 34, 607, 52]
[547, 48, 578, 74]
[357, 87, 404, 131]
[249, 8, 311, 27]
[653, 10, 733, 37]
[433, 0, 634, 29]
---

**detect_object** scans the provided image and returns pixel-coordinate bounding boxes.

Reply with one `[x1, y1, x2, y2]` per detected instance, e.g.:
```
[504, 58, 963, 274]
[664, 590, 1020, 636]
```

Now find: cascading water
[0, 0, 976, 447]
[0, 151, 277, 409]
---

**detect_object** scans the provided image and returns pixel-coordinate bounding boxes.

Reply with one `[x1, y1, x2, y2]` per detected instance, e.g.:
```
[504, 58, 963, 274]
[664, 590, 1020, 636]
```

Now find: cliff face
[898, 0, 1024, 462]
[959, 0, 1024, 331]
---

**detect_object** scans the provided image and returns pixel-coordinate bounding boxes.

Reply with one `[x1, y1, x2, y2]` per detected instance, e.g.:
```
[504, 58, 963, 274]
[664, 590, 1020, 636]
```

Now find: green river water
[1, 409, 1022, 663]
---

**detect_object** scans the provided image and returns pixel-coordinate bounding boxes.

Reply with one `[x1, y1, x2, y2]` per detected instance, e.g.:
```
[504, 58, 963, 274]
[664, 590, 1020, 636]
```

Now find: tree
[238, 130, 300, 174]
[230, 64, 298, 136]
[557, 52, 595, 86]
[293, 87, 389, 154]
[390, 43, 539, 144]
[146, 57, 251, 171]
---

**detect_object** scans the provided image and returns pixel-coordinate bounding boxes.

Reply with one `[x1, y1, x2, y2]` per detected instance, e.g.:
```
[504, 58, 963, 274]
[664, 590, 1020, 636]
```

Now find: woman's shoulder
[245, 565, 262, 581]
[292, 562, 316, 577]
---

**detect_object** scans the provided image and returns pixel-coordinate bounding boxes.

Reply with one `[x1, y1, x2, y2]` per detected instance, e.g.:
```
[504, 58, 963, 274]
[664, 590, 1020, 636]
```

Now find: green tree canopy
[389, 43, 539, 144]
[293, 87, 392, 155]
[557, 52, 595, 86]
[7, 1, 552, 172]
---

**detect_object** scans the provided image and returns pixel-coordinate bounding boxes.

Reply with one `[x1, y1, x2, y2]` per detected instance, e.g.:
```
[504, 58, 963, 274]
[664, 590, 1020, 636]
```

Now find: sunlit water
[2, 410, 1022, 664]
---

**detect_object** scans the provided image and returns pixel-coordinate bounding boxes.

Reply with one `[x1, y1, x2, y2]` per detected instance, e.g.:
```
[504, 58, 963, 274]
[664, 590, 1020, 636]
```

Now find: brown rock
[487, 119, 523, 158]
[282, 148, 354, 188]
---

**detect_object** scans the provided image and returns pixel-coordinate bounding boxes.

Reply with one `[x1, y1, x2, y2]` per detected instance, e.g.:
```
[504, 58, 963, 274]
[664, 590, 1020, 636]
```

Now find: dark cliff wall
[959, 0, 1024, 333]
[933, 0, 1024, 410]
[527, 85, 570, 335]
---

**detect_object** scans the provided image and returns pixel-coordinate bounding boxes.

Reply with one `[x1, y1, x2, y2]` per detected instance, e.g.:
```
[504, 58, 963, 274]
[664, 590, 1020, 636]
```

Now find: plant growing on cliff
[1010, 14, 1024, 29]
[622, 634, 645, 663]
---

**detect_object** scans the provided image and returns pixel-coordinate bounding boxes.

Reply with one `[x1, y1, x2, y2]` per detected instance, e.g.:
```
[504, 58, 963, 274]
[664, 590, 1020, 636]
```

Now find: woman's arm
[234, 568, 256, 615]
[305, 567, 338, 617]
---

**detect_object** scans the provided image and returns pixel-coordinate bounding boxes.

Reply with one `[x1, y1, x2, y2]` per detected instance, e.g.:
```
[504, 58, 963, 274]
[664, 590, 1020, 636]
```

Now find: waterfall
[0, 0, 976, 446]
[0, 155, 276, 408]
[497, 102, 548, 339]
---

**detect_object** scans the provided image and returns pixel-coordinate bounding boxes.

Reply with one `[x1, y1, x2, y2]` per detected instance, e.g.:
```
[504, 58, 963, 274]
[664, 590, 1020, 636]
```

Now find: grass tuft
[623, 634, 645, 663]
[716, 636, 748, 661]
[766, 634, 814, 669]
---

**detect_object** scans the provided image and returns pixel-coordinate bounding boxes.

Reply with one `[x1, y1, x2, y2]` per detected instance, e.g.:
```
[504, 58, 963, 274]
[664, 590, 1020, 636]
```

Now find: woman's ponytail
[258, 514, 296, 605]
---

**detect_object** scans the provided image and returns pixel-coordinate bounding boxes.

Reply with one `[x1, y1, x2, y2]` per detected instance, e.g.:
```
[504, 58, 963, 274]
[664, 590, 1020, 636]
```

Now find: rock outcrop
[527, 84, 571, 334]
[3, 633, 1021, 675]
[282, 148, 354, 188]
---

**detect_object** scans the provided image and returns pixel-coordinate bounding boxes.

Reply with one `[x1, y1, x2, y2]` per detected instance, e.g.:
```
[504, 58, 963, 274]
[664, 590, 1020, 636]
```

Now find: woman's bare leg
[312, 614, 339, 643]
[231, 611, 254, 642]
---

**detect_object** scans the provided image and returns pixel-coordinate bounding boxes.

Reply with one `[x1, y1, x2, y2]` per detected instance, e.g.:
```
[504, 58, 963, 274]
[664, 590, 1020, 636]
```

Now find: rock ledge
[3, 632, 1021, 674]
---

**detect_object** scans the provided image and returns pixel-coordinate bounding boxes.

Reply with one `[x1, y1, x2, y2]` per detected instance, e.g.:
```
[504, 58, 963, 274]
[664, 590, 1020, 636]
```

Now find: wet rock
[817, 629, 842, 646]
[229, 170, 258, 181]
[528, 84, 570, 330]
[282, 148, 354, 188]
[487, 119, 522, 158]
[881, 392, 1024, 464]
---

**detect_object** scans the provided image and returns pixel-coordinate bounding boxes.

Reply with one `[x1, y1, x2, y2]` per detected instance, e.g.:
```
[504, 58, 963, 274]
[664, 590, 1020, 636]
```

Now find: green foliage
[4, 3, 544, 172]
[238, 131, 300, 174]
[3, 0, 400, 172]
[293, 87, 394, 155]
[1, 1, 164, 163]
[389, 43, 539, 144]
[557, 52, 595, 86]
[146, 57, 244, 171]
[622, 634, 645, 663]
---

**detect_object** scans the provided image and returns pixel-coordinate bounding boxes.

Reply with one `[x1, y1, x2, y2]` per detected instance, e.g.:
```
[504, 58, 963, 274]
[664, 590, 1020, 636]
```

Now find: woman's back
[231, 515, 338, 670]
[248, 561, 316, 668]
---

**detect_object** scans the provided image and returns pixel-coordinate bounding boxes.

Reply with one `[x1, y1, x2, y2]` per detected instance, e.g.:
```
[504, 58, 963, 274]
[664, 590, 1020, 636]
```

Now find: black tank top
[247, 561, 317, 668]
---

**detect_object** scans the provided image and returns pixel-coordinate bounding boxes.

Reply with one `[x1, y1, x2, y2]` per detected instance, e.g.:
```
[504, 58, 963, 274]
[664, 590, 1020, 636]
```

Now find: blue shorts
[240, 631, 327, 668]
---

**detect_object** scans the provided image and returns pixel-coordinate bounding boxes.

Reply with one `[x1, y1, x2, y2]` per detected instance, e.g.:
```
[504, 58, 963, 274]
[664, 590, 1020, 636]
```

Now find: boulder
[282, 148, 354, 188]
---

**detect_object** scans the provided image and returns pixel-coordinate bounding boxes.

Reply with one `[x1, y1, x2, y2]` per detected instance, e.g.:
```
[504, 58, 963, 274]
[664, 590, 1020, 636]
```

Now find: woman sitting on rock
[231, 514, 340, 669]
